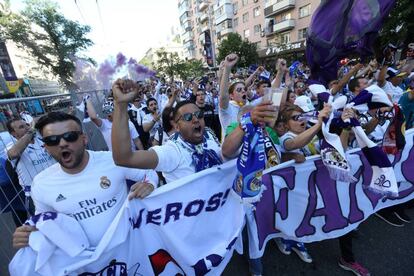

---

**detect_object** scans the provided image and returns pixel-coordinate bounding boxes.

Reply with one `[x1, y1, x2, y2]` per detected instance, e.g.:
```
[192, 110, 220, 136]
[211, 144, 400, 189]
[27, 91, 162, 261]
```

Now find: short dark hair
[35, 111, 82, 135]
[6, 117, 23, 133]
[146, 97, 157, 107]
[162, 106, 174, 133]
[228, 81, 245, 94]
[348, 77, 363, 92]
[257, 80, 271, 88]
[173, 100, 197, 121]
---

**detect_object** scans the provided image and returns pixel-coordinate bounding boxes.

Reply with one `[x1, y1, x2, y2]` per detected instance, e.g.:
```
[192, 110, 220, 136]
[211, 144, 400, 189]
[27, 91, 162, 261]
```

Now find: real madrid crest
[100, 176, 111, 189]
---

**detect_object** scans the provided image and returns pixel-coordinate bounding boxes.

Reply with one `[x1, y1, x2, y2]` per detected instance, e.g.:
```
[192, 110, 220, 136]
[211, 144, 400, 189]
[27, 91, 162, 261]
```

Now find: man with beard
[111, 79, 222, 184]
[194, 88, 220, 138]
[12, 112, 158, 249]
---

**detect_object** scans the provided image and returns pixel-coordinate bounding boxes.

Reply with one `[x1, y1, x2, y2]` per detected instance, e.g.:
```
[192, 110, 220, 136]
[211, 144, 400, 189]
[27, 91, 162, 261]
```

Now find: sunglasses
[290, 115, 304, 121]
[176, 110, 204, 122]
[42, 131, 82, 146]
[235, 87, 246, 93]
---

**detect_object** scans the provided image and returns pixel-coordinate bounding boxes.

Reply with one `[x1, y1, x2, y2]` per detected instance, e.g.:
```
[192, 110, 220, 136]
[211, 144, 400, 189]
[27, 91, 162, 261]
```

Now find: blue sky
[10, 0, 180, 62]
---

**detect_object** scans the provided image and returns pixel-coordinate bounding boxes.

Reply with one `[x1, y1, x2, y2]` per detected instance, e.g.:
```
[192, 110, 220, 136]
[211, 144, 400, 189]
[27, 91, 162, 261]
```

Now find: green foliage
[217, 33, 258, 68]
[153, 48, 204, 81]
[178, 59, 204, 81]
[380, 0, 414, 48]
[0, 0, 93, 89]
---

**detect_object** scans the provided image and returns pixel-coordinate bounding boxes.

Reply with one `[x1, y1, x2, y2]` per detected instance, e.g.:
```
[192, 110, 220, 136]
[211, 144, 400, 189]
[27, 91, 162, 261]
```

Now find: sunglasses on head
[42, 131, 82, 146]
[176, 110, 204, 122]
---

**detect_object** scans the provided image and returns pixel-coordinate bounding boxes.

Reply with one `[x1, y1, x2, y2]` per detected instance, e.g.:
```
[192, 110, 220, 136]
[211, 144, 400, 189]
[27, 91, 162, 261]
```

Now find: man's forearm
[222, 126, 244, 159]
[112, 102, 134, 164]
[7, 132, 34, 160]
[219, 68, 231, 109]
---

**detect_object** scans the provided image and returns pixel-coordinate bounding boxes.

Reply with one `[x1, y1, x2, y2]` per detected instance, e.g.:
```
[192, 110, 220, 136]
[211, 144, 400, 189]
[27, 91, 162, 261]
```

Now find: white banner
[252, 129, 414, 257]
[9, 160, 245, 276]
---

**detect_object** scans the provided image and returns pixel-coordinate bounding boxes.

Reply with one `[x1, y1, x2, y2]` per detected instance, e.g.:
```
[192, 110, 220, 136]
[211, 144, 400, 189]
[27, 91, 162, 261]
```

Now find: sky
[10, 0, 180, 63]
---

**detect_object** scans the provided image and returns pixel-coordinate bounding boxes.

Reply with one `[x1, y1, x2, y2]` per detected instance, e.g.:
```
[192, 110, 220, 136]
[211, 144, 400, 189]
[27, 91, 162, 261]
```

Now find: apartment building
[178, 0, 321, 65]
[231, 0, 266, 50]
[260, 0, 321, 60]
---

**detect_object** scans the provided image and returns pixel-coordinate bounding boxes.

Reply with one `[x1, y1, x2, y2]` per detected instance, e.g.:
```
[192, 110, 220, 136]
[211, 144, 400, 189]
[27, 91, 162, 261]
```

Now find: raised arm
[283, 104, 332, 151]
[85, 97, 102, 127]
[219, 53, 239, 109]
[7, 129, 35, 160]
[112, 79, 159, 169]
[245, 66, 264, 88]
[331, 63, 364, 95]
[271, 59, 288, 89]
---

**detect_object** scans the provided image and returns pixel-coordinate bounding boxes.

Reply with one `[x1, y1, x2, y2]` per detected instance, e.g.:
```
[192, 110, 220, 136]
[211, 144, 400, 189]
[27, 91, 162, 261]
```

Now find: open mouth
[61, 150, 72, 162]
[300, 121, 306, 128]
[242, 95, 247, 100]
[193, 125, 202, 134]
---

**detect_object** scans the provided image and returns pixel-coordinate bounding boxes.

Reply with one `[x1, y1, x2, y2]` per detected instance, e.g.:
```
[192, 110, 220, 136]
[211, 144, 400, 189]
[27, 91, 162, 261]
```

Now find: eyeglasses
[176, 110, 204, 122]
[235, 87, 246, 93]
[42, 131, 82, 146]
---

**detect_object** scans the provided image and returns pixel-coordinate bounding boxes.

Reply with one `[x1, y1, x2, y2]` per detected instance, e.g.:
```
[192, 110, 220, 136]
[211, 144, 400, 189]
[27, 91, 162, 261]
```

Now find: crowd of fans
[4, 43, 414, 276]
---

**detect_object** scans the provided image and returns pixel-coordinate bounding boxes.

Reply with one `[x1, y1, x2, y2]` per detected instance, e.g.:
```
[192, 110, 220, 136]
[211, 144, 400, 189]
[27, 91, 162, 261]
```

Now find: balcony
[217, 27, 233, 39]
[214, 2, 233, 25]
[181, 31, 194, 43]
[184, 40, 195, 50]
[178, 1, 190, 16]
[199, 1, 208, 12]
[267, 19, 295, 35]
[199, 13, 208, 24]
[264, 0, 295, 18]
[182, 21, 192, 31]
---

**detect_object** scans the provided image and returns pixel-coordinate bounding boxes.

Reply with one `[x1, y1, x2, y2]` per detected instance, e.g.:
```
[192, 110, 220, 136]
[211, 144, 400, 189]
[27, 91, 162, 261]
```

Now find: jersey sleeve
[151, 142, 181, 173]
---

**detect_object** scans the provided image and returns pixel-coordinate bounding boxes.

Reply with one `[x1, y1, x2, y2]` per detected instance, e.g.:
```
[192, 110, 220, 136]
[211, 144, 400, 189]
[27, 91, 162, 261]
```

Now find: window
[217, 6, 224, 16]
[254, 24, 261, 35]
[242, 0, 248, 7]
[298, 28, 308, 40]
[242, 12, 249, 23]
[299, 4, 311, 18]
[244, 29, 250, 38]
[233, 2, 238, 13]
[281, 12, 291, 21]
[281, 32, 290, 44]
[233, 17, 239, 28]
[253, 7, 261, 17]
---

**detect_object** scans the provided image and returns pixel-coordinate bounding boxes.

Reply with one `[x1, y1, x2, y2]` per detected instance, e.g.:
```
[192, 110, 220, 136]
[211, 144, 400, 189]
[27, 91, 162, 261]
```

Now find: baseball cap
[294, 95, 315, 113]
[386, 67, 407, 79]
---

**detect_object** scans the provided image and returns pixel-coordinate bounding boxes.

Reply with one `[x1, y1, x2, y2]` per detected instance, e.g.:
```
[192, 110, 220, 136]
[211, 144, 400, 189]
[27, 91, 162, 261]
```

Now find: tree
[0, 0, 93, 90]
[379, 0, 414, 48]
[178, 60, 204, 81]
[217, 33, 259, 68]
[152, 48, 183, 81]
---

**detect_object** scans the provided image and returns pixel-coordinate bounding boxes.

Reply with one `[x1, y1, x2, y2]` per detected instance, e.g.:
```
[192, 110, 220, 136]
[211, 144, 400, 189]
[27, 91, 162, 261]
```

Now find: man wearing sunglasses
[5, 118, 55, 196]
[12, 111, 158, 249]
[111, 79, 222, 184]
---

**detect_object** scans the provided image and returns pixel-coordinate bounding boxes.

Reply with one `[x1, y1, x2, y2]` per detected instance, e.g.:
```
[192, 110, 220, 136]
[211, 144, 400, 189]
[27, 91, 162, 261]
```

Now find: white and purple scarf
[310, 83, 398, 196]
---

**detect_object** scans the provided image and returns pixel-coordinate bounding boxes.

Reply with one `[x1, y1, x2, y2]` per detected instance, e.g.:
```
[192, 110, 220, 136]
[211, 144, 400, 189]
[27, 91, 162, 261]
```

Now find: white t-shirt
[99, 119, 139, 151]
[5, 136, 55, 190]
[279, 131, 320, 157]
[153, 129, 172, 146]
[143, 113, 162, 138]
[381, 81, 404, 103]
[31, 150, 158, 246]
[219, 101, 240, 141]
[151, 131, 221, 183]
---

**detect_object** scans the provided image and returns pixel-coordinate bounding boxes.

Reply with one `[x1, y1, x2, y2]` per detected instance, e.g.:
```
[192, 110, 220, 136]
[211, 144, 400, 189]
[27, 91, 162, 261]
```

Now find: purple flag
[306, 0, 396, 85]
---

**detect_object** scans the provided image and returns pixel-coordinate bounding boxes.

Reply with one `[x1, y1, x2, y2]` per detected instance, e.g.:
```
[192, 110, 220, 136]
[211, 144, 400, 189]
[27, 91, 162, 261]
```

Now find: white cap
[308, 84, 327, 96]
[294, 95, 315, 112]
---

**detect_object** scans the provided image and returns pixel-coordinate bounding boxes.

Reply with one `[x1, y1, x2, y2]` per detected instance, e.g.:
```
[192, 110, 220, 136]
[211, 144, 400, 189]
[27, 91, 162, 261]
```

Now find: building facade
[178, 0, 321, 66]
